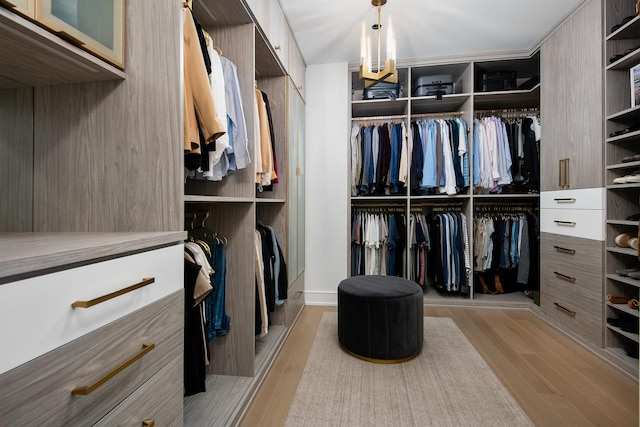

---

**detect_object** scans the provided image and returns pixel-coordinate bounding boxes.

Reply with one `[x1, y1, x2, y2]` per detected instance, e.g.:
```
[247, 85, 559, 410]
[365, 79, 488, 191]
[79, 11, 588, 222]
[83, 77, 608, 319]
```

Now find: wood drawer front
[540, 208, 604, 240]
[540, 233, 603, 285]
[540, 188, 604, 210]
[540, 277, 603, 346]
[0, 291, 183, 427]
[94, 355, 183, 427]
[0, 244, 183, 374]
[284, 274, 305, 326]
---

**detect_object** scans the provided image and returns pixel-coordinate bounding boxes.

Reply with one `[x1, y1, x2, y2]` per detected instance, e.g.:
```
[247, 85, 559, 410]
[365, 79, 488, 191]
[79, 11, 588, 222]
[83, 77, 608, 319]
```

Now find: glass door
[36, 0, 124, 68]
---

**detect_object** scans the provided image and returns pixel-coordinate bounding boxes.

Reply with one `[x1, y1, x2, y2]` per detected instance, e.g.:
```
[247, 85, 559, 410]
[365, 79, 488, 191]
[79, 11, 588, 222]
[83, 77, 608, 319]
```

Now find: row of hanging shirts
[350, 113, 540, 196]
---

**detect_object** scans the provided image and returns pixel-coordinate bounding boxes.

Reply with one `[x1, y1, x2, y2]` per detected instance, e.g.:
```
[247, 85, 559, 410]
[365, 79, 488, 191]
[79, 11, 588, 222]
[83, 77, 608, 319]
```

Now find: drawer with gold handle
[0, 244, 182, 375]
[71, 342, 155, 395]
[0, 291, 182, 427]
[93, 356, 183, 427]
[72, 277, 155, 309]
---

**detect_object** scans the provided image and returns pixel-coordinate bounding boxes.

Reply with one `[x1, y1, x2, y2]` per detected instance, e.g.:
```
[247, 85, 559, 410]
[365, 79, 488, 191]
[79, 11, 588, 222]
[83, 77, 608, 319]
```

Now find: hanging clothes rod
[411, 111, 466, 119]
[352, 114, 408, 122]
[474, 107, 539, 118]
[351, 203, 406, 209]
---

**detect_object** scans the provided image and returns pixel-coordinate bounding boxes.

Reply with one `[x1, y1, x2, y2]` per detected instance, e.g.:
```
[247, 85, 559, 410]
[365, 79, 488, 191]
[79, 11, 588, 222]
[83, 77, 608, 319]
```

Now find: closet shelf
[351, 196, 407, 202]
[606, 301, 640, 318]
[0, 7, 125, 86]
[256, 197, 286, 203]
[184, 195, 256, 203]
[606, 324, 640, 343]
[606, 246, 640, 257]
[606, 347, 640, 371]
[0, 232, 186, 282]
[606, 47, 640, 71]
[606, 183, 640, 190]
[607, 14, 640, 41]
[606, 129, 640, 144]
[606, 274, 640, 288]
[473, 85, 540, 110]
[410, 194, 471, 201]
[411, 94, 471, 114]
[472, 193, 540, 199]
[607, 161, 640, 170]
[192, 0, 252, 26]
[352, 98, 409, 118]
[606, 219, 640, 226]
[606, 105, 640, 124]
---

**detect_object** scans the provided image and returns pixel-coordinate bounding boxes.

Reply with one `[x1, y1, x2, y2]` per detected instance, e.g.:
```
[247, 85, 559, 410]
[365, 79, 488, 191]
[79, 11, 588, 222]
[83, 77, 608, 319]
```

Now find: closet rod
[351, 202, 406, 208]
[352, 114, 408, 122]
[474, 107, 539, 117]
[185, 211, 208, 219]
[411, 111, 465, 119]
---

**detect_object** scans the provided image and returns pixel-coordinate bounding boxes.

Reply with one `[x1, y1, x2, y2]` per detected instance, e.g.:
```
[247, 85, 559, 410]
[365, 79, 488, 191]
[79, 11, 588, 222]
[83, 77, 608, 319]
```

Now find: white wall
[304, 62, 349, 305]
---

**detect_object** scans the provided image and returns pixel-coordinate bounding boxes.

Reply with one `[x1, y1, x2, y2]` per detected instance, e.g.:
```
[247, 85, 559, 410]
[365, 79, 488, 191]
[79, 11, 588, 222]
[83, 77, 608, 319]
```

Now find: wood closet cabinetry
[604, 0, 640, 377]
[538, 0, 605, 348]
[183, 0, 306, 425]
[540, 0, 603, 192]
[0, 0, 185, 425]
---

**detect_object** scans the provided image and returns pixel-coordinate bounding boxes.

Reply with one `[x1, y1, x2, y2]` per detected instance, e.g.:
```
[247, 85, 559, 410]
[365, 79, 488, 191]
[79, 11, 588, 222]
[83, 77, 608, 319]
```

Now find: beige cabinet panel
[269, 0, 288, 69]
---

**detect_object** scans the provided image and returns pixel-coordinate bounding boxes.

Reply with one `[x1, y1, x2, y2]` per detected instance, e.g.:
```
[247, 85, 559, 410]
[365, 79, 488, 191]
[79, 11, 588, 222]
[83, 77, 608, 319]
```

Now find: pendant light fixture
[359, 0, 397, 88]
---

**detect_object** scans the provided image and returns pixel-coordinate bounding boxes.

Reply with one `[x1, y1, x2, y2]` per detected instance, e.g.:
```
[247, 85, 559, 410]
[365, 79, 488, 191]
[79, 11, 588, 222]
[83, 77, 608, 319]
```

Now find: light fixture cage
[359, 0, 398, 88]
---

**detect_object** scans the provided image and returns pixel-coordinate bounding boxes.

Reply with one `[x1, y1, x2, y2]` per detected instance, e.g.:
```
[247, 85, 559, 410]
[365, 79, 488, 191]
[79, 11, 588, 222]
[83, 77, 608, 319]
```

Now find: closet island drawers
[540, 188, 605, 240]
[0, 244, 183, 375]
[540, 233, 603, 345]
[0, 290, 183, 427]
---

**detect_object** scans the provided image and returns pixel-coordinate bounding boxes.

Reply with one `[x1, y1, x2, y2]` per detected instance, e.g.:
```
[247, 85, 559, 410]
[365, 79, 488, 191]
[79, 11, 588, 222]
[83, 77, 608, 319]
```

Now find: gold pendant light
[359, 0, 397, 88]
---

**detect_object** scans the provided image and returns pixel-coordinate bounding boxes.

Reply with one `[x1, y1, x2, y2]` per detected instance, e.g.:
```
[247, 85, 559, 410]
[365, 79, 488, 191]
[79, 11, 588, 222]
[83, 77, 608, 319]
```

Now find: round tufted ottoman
[338, 275, 423, 363]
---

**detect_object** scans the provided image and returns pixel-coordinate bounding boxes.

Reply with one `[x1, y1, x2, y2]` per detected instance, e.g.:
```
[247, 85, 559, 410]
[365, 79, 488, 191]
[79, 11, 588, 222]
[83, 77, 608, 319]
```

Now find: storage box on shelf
[604, 0, 640, 376]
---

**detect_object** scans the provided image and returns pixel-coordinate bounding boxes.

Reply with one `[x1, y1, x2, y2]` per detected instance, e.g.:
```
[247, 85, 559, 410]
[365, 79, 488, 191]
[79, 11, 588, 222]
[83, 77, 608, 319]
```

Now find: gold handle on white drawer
[554, 198, 576, 203]
[554, 302, 576, 316]
[72, 277, 155, 308]
[554, 220, 576, 226]
[553, 245, 576, 255]
[142, 420, 155, 427]
[71, 342, 155, 395]
[554, 271, 577, 283]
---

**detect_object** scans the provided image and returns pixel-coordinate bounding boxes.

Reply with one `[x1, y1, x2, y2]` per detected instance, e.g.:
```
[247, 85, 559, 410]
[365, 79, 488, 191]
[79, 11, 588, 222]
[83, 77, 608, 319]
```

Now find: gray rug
[285, 312, 533, 427]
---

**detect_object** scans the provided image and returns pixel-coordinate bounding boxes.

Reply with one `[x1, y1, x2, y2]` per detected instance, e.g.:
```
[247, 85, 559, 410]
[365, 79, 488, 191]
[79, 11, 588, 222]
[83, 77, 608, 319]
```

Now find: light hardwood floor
[241, 305, 639, 427]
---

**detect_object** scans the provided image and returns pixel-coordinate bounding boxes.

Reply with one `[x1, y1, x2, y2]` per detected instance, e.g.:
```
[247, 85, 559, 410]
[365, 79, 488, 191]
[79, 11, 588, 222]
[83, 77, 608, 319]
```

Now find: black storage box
[481, 70, 517, 91]
[414, 74, 453, 97]
[363, 82, 401, 100]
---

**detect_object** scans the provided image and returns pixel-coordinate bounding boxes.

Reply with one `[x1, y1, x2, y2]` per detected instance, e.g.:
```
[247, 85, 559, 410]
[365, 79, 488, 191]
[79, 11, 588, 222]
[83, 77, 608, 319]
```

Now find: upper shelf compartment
[0, 6, 125, 86]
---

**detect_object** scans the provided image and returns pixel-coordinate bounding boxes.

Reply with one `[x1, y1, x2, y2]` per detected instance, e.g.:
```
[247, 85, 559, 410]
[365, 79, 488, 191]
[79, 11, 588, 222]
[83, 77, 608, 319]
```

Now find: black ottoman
[338, 275, 423, 363]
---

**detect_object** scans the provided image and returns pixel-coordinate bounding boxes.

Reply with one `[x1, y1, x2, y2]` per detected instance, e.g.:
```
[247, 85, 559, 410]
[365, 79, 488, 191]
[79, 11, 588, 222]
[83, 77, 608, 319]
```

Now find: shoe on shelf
[607, 294, 629, 304]
[616, 267, 640, 277]
[613, 171, 640, 184]
[621, 154, 640, 163]
[630, 237, 639, 251]
[628, 271, 640, 279]
[615, 233, 631, 247]
[628, 299, 639, 309]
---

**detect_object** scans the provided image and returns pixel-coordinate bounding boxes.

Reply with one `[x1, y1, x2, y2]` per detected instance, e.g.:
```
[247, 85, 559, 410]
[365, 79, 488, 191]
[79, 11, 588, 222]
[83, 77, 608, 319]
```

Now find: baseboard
[304, 291, 337, 306]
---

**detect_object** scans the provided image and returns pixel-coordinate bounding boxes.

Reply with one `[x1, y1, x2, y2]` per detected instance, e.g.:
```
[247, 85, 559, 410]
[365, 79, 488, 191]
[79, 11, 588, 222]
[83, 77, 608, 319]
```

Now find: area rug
[285, 312, 533, 426]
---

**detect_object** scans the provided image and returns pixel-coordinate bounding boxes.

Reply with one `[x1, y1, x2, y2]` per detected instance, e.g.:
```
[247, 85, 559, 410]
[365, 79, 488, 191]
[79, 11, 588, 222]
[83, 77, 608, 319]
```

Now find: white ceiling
[279, 0, 586, 66]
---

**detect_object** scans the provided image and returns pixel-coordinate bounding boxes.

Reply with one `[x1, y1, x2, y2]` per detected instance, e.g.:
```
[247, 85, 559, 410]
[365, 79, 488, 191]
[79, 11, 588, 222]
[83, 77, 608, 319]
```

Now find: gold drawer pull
[274, 44, 281, 50]
[72, 277, 155, 308]
[554, 220, 576, 226]
[553, 198, 576, 203]
[554, 271, 576, 283]
[553, 245, 576, 255]
[71, 342, 155, 395]
[554, 302, 576, 316]
[143, 420, 155, 427]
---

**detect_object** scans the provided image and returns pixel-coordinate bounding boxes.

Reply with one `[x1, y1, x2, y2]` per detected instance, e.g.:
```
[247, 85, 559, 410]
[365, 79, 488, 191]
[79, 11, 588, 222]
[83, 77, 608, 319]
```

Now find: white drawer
[0, 244, 183, 375]
[540, 188, 605, 210]
[540, 208, 604, 240]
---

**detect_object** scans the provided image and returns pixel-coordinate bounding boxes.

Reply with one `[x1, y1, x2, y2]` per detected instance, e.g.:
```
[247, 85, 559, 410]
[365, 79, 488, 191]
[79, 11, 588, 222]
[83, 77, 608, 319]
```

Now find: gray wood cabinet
[540, 0, 603, 191]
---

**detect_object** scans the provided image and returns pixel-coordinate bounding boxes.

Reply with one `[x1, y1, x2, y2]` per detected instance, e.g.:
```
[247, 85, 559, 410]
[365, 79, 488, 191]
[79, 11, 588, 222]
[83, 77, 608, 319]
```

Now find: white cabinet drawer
[0, 244, 183, 374]
[540, 208, 604, 240]
[540, 188, 604, 210]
